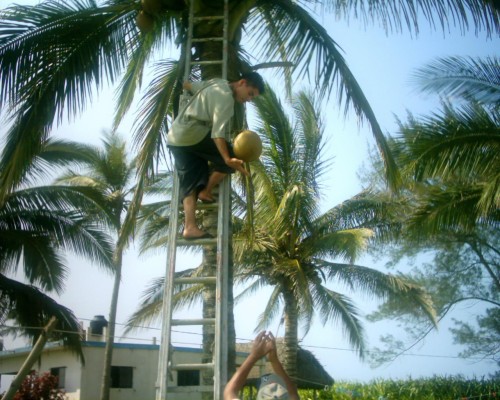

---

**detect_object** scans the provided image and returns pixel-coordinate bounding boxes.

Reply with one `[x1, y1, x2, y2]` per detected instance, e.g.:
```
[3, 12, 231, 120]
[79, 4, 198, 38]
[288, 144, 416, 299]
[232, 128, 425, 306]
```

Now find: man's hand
[249, 331, 273, 360]
[213, 138, 250, 176]
[225, 157, 250, 176]
[265, 331, 279, 363]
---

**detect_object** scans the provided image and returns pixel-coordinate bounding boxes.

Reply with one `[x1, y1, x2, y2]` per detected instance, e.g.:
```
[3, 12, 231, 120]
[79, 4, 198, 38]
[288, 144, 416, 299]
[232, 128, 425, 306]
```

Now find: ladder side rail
[214, 175, 230, 400]
[215, 2, 230, 397]
[157, 1, 195, 397]
[183, 0, 196, 83]
[156, 173, 181, 400]
[221, 0, 229, 81]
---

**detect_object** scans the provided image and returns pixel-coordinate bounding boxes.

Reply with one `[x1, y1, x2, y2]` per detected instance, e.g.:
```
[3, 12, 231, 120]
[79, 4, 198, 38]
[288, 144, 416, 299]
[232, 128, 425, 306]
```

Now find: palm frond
[124, 276, 165, 332]
[136, 200, 171, 254]
[0, 186, 115, 275]
[249, 1, 400, 189]
[409, 183, 497, 234]
[311, 284, 366, 357]
[395, 103, 499, 182]
[311, 190, 407, 244]
[254, 285, 283, 331]
[304, 228, 374, 263]
[413, 56, 500, 105]
[112, 10, 180, 131]
[324, 0, 499, 36]
[0, 0, 137, 198]
[320, 260, 437, 327]
[124, 268, 205, 333]
[133, 58, 181, 177]
[0, 273, 84, 360]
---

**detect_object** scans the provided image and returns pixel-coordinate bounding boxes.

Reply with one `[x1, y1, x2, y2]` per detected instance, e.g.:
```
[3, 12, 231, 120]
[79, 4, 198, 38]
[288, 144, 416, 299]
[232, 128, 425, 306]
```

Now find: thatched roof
[236, 338, 334, 390]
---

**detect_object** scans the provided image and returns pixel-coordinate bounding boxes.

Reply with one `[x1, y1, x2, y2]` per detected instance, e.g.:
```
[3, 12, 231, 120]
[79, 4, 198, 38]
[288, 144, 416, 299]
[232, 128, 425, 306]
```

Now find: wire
[1, 323, 495, 362]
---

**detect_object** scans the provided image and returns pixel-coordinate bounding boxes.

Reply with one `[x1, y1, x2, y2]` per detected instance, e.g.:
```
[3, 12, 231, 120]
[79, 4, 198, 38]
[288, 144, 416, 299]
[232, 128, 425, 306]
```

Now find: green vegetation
[298, 377, 499, 400]
[363, 55, 499, 374]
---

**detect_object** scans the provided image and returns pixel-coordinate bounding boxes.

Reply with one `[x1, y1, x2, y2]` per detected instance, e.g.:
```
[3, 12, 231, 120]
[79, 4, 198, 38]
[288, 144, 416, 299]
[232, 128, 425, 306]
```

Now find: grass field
[295, 376, 499, 400]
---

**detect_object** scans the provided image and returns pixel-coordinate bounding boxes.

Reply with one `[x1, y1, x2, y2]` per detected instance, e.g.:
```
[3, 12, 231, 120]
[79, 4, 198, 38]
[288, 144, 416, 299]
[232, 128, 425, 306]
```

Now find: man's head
[257, 374, 289, 400]
[231, 71, 265, 103]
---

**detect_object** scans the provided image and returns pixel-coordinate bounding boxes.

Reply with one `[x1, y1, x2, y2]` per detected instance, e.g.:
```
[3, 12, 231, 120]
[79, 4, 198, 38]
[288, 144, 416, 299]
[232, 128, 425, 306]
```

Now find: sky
[1, 0, 499, 390]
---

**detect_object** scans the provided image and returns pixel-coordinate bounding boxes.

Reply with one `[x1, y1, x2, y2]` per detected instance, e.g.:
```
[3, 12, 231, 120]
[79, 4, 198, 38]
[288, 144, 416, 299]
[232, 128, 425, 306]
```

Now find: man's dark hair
[241, 71, 265, 95]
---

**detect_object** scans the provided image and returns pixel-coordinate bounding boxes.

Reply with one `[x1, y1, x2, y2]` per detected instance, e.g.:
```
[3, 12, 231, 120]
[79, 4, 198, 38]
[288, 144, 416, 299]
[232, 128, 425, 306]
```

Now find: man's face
[233, 79, 260, 103]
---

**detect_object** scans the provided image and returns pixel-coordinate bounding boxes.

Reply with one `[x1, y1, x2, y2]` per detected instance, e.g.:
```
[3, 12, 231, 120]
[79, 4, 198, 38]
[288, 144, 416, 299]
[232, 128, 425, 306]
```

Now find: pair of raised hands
[249, 331, 279, 362]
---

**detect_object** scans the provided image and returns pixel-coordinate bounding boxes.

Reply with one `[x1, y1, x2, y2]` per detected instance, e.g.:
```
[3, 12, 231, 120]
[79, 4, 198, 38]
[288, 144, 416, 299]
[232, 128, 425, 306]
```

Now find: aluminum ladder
[156, 0, 230, 399]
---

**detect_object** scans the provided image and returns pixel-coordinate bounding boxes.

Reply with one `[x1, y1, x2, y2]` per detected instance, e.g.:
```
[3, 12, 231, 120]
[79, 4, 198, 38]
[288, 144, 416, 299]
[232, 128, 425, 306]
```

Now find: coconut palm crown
[0, 138, 115, 357]
[393, 55, 500, 235]
[232, 87, 436, 377]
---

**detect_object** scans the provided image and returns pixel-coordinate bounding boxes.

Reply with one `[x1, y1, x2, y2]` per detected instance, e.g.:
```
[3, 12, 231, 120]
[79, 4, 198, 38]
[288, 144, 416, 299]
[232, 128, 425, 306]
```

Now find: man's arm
[223, 332, 270, 400]
[213, 137, 249, 176]
[267, 332, 300, 400]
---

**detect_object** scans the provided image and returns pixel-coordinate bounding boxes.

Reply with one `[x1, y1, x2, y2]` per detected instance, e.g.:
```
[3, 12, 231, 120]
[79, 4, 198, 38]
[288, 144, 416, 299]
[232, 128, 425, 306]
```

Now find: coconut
[141, 0, 162, 15]
[136, 11, 155, 33]
[233, 130, 262, 162]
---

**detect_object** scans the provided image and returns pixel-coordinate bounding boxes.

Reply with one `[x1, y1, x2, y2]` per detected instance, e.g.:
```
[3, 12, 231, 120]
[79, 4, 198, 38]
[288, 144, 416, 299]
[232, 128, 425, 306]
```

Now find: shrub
[12, 371, 66, 400]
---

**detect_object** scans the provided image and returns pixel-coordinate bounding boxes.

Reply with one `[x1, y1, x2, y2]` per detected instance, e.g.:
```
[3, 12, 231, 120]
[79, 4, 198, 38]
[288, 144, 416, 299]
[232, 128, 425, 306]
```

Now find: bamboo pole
[3, 317, 58, 400]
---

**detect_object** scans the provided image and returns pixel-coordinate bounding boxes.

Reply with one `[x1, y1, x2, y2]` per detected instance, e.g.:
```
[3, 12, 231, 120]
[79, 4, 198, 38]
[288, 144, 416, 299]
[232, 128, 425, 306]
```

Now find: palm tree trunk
[99, 248, 123, 400]
[283, 289, 299, 380]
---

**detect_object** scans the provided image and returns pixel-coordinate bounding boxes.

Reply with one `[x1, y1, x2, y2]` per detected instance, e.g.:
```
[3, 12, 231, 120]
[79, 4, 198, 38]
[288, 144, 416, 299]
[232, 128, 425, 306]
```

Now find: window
[50, 367, 66, 389]
[111, 366, 133, 389]
[177, 370, 200, 386]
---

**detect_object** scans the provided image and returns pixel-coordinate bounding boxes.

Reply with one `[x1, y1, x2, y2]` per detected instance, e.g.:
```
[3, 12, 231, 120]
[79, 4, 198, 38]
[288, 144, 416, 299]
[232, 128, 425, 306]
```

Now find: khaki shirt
[167, 79, 234, 146]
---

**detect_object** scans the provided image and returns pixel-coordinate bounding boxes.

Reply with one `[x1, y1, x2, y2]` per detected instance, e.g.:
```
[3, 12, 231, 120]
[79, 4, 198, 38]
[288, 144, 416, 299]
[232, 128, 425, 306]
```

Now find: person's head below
[257, 373, 290, 400]
[231, 71, 265, 103]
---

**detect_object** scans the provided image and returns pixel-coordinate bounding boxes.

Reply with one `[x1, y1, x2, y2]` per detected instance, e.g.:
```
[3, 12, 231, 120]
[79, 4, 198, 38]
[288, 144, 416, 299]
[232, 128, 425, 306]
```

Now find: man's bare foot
[183, 227, 212, 240]
[197, 189, 215, 203]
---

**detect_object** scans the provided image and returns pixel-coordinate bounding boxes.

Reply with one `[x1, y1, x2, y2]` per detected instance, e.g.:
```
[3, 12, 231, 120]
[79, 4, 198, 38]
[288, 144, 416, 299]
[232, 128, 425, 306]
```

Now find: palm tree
[0, 139, 115, 358]
[231, 87, 436, 377]
[394, 55, 499, 235]
[361, 55, 499, 367]
[53, 132, 137, 400]
[126, 85, 436, 379]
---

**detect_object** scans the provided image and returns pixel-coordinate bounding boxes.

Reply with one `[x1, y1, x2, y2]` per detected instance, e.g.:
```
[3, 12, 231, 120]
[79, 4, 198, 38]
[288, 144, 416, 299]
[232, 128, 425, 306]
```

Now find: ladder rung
[172, 363, 214, 371]
[172, 318, 215, 326]
[174, 277, 216, 285]
[191, 60, 223, 66]
[192, 37, 224, 43]
[197, 201, 218, 209]
[193, 16, 224, 21]
[179, 202, 218, 211]
[177, 237, 217, 246]
[167, 385, 213, 393]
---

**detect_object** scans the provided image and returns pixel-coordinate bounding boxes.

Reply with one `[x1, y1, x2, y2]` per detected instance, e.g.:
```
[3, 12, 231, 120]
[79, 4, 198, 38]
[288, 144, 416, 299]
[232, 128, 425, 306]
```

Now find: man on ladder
[167, 72, 265, 240]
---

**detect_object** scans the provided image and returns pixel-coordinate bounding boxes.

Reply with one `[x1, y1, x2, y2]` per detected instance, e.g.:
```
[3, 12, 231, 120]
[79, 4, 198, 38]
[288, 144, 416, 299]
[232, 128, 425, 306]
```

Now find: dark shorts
[168, 133, 235, 200]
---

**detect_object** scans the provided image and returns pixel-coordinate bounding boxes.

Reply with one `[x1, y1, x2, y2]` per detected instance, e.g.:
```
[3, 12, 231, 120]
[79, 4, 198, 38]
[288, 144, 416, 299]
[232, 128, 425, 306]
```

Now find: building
[0, 317, 333, 399]
[0, 316, 261, 400]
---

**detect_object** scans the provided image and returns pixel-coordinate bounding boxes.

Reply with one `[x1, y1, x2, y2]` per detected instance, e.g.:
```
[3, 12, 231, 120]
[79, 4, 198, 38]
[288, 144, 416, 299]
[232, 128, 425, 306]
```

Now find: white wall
[0, 344, 82, 397]
[1, 342, 254, 400]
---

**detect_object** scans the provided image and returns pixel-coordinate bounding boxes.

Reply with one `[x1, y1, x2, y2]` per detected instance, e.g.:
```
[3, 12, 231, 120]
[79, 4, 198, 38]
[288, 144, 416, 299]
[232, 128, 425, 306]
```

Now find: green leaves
[413, 56, 500, 106]
[234, 87, 434, 359]
[0, 273, 85, 360]
[0, 0, 136, 200]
